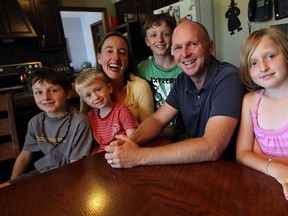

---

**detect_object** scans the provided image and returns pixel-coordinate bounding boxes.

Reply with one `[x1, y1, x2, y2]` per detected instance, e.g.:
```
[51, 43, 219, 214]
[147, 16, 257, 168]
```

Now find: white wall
[214, 0, 288, 67]
[62, 18, 87, 71]
[81, 13, 102, 66]
[61, 13, 101, 72]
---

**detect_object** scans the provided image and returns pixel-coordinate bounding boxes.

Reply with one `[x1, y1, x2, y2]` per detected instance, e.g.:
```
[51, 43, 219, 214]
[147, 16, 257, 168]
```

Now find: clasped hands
[105, 134, 141, 168]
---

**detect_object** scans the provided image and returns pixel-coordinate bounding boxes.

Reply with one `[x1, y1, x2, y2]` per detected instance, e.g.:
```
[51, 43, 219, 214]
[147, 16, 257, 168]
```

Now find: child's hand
[270, 163, 288, 200]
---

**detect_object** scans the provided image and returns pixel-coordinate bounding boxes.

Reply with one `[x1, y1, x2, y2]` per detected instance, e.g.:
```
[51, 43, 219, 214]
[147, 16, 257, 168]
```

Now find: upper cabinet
[19, 0, 65, 49]
[115, 0, 178, 25]
[0, 0, 36, 38]
[30, 0, 65, 49]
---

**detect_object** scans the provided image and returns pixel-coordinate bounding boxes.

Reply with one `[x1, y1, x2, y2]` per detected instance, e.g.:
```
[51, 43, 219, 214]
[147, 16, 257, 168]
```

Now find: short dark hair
[96, 31, 135, 83]
[142, 13, 177, 38]
[28, 67, 72, 93]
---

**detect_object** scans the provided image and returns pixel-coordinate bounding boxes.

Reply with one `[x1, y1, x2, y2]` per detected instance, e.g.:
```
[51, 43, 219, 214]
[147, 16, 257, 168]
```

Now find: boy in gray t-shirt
[1, 68, 93, 187]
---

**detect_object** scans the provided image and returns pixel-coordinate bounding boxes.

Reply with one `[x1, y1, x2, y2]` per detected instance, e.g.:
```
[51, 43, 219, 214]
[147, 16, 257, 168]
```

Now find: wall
[214, 0, 288, 67]
[61, 12, 102, 71]
[62, 18, 88, 71]
[81, 13, 102, 67]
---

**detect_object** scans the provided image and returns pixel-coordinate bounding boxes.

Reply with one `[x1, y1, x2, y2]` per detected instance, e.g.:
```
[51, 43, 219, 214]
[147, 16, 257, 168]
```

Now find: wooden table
[0, 138, 287, 216]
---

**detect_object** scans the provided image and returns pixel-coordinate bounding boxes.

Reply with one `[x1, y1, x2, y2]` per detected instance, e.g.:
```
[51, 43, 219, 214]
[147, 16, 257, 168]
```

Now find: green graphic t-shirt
[137, 57, 182, 110]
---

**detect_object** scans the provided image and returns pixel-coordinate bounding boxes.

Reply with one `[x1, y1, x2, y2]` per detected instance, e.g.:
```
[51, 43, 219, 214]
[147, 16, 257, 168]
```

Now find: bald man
[105, 21, 244, 168]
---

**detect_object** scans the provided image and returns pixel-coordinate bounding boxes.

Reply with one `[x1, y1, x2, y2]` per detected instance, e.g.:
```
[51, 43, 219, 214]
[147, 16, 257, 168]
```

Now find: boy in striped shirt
[75, 69, 139, 154]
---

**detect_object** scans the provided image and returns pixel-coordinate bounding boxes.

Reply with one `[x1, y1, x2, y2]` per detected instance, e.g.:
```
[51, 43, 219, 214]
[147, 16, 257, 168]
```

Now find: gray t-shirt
[24, 106, 93, 173]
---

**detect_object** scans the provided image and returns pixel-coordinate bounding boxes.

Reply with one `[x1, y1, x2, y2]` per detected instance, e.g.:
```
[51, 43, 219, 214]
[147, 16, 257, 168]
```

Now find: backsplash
[0, 38, 67, 66]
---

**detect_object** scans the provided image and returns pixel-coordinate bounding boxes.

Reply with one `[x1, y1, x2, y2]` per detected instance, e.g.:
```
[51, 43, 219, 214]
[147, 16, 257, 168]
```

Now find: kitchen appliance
[153, 0, 215, 46]
[0, 61, 43, 110]
[0, 61, 42, 94]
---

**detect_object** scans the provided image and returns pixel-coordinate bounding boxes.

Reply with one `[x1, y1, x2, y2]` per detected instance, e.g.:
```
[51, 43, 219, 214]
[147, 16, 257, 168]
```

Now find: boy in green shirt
[137, 13, 185, 140]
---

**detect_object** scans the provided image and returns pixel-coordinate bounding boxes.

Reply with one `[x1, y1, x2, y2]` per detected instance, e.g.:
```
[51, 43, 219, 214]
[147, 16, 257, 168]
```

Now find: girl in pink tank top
[237, 27, 288, 200]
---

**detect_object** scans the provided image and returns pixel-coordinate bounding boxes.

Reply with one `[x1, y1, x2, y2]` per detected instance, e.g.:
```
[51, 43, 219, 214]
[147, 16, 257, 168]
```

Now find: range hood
[0, 0, 37, 38]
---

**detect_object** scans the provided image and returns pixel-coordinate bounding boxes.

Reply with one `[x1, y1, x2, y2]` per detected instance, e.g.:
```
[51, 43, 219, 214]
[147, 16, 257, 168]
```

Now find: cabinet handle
[42, 34, 46, 46]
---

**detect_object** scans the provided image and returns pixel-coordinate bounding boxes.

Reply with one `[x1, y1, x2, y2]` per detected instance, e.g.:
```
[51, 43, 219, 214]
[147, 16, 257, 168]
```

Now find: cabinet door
[0, 0, 36, 38]
[30, 0, 65, 49]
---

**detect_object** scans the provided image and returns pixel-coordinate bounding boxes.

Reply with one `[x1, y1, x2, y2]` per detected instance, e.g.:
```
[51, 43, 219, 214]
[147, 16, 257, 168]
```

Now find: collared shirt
[166, 57, 244, 159]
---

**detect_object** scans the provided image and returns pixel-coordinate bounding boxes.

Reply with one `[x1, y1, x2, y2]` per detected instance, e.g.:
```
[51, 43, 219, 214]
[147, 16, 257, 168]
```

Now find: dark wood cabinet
[115, 0, 178, 25]
[113, 0, 178, 63]
[19, 0, 65, 49]
[111, 21, 151, 63]
[30, 0, 66, 49]
[0, 0, 36, 38]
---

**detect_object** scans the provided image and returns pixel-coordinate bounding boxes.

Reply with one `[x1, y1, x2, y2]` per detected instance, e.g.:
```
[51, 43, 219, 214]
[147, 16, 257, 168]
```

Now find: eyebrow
[103, 46, 127, 52]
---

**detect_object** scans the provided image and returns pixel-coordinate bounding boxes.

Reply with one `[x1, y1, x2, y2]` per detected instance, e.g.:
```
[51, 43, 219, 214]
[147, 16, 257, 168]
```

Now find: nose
[156, 33, 164, 42]
[92, 92, 100, 100]
[259, 60, 269, 72]
[111, 51, 120, 60]
[182, 45, 190, 57]
[42, 92, 51, 101]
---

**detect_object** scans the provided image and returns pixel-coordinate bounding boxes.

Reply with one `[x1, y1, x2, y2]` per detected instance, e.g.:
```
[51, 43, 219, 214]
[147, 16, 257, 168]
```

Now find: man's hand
[105, 134, 143, 168]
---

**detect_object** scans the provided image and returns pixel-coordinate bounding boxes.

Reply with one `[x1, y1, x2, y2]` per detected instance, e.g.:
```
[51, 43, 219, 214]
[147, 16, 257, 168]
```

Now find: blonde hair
[239, 27, 288, 91]
[74, 68, 111, 96]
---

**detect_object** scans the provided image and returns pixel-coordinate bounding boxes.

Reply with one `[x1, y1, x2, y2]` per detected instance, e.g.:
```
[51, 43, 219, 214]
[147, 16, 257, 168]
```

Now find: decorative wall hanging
[225, 0, 242, 35]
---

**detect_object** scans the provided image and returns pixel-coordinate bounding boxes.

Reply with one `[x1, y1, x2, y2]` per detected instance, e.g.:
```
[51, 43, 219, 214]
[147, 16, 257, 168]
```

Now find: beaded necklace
[41, 109, 72, 144]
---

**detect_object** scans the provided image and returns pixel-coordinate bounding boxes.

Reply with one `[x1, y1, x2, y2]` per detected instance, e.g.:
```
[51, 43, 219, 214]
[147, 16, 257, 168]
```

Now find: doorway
[60, 7, 109, 72]
[91, 20, 105, 64]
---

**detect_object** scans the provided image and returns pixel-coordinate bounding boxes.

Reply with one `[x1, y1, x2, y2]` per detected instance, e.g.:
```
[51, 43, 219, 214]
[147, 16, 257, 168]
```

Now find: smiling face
[248, 36, 288, 89]
[145, 21, 173, 57]
[81, 80, 113, 110]
[97, 36, 129, 82]
[32, 80, 71, 118]
[172, 21, 213, 79]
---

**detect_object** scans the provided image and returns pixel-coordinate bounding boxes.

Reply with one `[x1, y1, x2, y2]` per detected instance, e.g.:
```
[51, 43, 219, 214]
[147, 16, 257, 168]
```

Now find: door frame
[59, 6, 109, 34]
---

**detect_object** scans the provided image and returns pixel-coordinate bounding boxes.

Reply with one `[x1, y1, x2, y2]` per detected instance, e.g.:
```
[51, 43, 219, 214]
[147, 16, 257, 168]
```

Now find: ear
[66, 89, 72, 100]
[145, 37, 150, 47]
[208, 40, 215, 54]
[97, 53, 102, 65]
[108, 83, 113, 94]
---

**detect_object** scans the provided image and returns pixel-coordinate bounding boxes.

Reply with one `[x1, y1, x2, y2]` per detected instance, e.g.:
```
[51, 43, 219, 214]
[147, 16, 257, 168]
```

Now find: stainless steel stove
[0, 61, 42, 108]
[0, 61, 42, 94]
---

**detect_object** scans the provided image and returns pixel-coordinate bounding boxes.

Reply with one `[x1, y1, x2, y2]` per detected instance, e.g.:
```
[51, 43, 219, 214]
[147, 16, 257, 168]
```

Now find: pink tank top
[251, 89, 288, 157]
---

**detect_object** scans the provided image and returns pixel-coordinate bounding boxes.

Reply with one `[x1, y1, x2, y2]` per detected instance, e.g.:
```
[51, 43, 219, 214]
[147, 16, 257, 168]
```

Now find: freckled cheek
[249, 70, 259, 81]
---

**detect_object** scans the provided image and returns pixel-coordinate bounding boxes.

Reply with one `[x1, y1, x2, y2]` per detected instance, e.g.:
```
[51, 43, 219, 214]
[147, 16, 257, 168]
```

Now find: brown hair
[239, 27, 288, 90]
[28, 67, 72, 93]
[142, 13, 176, 38]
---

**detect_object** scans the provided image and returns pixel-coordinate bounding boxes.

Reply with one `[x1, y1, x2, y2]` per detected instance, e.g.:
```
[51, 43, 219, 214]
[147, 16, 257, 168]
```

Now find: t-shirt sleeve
[23, 116, 41, 152]
[69, 115, 93, 161]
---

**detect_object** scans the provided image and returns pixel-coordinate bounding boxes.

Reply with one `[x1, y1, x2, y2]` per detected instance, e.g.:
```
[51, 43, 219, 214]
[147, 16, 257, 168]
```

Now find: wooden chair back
[0, 92, 20, 161]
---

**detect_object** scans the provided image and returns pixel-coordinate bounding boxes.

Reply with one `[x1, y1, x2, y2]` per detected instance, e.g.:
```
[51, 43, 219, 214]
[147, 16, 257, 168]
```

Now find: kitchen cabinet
[111, 21, 151, 63]
[115, 0, 178, 25]
[19, 0, 66, 49]
[0, 0, 36, 38]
